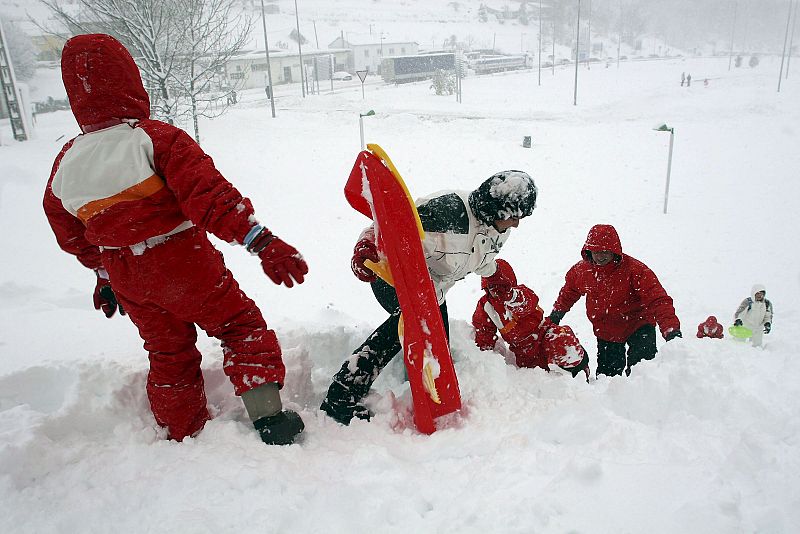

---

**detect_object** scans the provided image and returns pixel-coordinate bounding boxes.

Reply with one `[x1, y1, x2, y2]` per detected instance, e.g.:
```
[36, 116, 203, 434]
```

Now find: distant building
[225, 48, 350, 90]
[328, 36, 418, 74]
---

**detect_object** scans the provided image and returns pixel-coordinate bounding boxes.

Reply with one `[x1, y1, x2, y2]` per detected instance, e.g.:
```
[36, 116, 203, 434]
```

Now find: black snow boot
[320, 379, 373, 425]
[253, 410, 305, 445]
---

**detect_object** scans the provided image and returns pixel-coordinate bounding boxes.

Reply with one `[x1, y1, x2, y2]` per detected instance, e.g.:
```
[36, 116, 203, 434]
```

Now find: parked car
[332, 71, 353, 81]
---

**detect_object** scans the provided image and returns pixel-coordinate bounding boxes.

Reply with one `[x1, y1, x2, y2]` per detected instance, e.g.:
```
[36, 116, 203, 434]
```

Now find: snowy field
[1, 56, 799, 533]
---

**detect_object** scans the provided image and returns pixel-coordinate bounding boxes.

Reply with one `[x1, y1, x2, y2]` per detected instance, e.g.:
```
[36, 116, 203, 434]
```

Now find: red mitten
[351, 238, 379, 282]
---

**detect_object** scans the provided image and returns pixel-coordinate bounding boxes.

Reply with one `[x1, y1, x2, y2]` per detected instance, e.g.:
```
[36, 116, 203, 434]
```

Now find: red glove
[93, 271, 125, 318]
[351, 238, 379, 282]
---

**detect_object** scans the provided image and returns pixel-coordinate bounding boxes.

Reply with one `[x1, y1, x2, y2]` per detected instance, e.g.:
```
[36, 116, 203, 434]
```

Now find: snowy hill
[1, 51, 800, 533]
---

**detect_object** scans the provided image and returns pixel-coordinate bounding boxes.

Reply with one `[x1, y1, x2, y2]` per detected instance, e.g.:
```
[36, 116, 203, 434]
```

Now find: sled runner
[344, 144, 461, 434]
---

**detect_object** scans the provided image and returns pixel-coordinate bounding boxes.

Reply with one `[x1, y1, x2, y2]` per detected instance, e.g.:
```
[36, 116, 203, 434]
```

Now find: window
[252, 63, 269, 71]
[230, 72, 244, 80]
[401, 47, 406, 54]
[364, 49, 369, 57]
[389, 48, 395, 55]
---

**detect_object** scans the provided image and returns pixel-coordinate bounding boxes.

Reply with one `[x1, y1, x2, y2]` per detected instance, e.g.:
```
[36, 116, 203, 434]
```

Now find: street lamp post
[574, 0, 581, 106]
[655, 123, 675, 214]
[359, 110, 376, 150]
[294, 0, 305, 98]
[259, 0, 276, 118]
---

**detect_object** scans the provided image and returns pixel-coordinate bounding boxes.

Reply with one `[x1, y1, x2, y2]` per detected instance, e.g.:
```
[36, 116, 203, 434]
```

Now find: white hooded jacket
[735, 284, 773, 329]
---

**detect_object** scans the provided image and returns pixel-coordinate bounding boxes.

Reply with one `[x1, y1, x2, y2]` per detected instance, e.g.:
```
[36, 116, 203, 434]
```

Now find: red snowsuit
[697, 316, 724, 338]
[43, 34, 284, 441]
[472, 260, 587, 373]
[552, 225, 680, 343]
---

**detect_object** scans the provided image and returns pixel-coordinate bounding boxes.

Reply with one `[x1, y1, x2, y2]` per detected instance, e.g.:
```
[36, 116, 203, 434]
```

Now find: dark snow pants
[322, 278, 449, 415]
[102, 228, 284, 441]
[596, 324, 657, 377]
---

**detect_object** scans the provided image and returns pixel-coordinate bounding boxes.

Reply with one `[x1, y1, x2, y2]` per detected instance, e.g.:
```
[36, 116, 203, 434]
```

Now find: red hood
[581, 224, 623, 261]
[482, 258, 517, 290]
[61, 34, 150, 131]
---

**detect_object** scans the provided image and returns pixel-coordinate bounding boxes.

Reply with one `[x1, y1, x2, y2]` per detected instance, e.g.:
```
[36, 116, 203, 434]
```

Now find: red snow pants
[102, 227, 284, 441]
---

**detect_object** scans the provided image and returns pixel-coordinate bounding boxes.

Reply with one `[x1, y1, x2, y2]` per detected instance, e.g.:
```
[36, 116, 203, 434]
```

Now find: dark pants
[596, 324, 657, 377]
[322, 279, 449, 418]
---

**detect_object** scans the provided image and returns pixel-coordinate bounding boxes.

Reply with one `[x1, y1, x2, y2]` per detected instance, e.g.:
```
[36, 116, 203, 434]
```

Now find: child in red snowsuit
[43, 34, 307, 445]
[472, 260, 590, 379]
[696, 316, 724, 339]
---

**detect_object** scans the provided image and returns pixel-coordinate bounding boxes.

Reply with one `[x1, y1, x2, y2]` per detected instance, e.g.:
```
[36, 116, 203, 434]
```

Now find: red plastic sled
[344, 144, 461, 434]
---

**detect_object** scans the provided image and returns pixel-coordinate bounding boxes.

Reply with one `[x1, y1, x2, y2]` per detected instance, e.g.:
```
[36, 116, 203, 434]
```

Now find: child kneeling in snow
[734, 284, 773, 347]
[472, 259, 590, 380]
[696, 316, 724, 339]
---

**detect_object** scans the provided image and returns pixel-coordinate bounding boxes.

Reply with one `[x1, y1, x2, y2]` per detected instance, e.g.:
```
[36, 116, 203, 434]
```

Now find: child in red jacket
[696, 316, 724, 339]
[472, 260, 589, 379]
[44, 34, 307, 445]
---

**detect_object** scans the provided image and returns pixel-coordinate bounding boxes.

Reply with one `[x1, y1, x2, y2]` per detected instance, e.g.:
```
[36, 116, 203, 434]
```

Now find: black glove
[764, 322, 771, 334]
[734, 319, 743, 326]
[93, 272, 125, 318]
[548, 310, 566, 325]
[664, 329, 682, 341]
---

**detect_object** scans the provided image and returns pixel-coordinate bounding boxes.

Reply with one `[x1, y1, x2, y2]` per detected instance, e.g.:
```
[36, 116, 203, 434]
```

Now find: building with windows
[224, 48, 350, 90]
[328, 36, 418, 74]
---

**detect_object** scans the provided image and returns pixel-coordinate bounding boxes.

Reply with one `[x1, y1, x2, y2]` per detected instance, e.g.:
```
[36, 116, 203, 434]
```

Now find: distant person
[696, 316, 724, 339]
[686, 73, 692, 87]
[549, 224, 681, 378]
[704, 78, 709, 87]
[733, 285, 773, 347]
[681, 72, 686, 86]
[44, 34, 308, 446]
[472, 259, 590, 380]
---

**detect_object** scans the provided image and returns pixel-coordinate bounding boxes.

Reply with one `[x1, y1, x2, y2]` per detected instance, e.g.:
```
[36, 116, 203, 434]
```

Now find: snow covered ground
[1, 56, 799, 533]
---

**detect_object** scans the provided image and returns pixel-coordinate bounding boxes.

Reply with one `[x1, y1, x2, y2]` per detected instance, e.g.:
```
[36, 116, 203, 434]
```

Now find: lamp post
[259, 0, 276, 118]
[359, 109, 375, 150]
[294, 0, 305, 98]
[574, 0, 581, 106]
[654, 123, 675, 214]
[728, 1, 739, 71]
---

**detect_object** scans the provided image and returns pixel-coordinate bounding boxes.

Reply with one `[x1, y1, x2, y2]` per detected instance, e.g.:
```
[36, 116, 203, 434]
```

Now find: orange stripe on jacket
[77, 174, 165, 223]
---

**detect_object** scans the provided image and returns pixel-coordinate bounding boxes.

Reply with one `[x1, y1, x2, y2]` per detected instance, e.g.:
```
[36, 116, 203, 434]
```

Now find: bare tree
[168, 0, 252, 143]
[37, 0, 251, 143]
[1, 17, 37, 81]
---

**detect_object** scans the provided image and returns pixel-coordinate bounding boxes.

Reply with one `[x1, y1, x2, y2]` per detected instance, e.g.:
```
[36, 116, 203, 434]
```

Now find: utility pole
[294, 0, 305, 97]
[574, 0, 581, 106]
[552, 18, 556, 75]
[587, 0, 592, 69]
[618, 1, 623, 68]
[0, 16, 29, 141]
[538, 0, 542, 86]
[778, 0, 793, 91]
[787, 0, 798, 79]
[728, 1, 739, 70]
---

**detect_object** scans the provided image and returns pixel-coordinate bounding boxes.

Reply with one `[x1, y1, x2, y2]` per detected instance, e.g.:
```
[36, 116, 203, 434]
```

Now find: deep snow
[1, 55, 799, 533]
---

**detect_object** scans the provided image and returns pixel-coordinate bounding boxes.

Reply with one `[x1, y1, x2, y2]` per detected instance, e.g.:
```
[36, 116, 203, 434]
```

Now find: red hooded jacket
[472, 260, 546, 363]
[43, 34, 257, 266]
[552, 224, 680, 343]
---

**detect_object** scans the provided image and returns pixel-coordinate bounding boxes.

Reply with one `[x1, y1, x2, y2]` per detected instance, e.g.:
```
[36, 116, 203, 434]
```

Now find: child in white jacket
[734, 284, 773, 347]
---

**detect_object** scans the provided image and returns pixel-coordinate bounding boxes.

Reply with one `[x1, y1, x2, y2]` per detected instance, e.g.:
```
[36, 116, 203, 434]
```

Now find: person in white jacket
[321, 170, 538, 425]
[734, 284, 773, 347]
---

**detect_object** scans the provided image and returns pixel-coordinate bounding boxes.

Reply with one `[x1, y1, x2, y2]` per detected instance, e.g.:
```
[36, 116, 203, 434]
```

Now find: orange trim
[77, 174, 165, 222]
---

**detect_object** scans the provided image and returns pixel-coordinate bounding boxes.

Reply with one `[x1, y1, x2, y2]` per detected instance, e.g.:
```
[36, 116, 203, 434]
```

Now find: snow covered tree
[39, 0, 251, 143]
[1, 17, 36, 82]
[430, 69, 455, 95]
